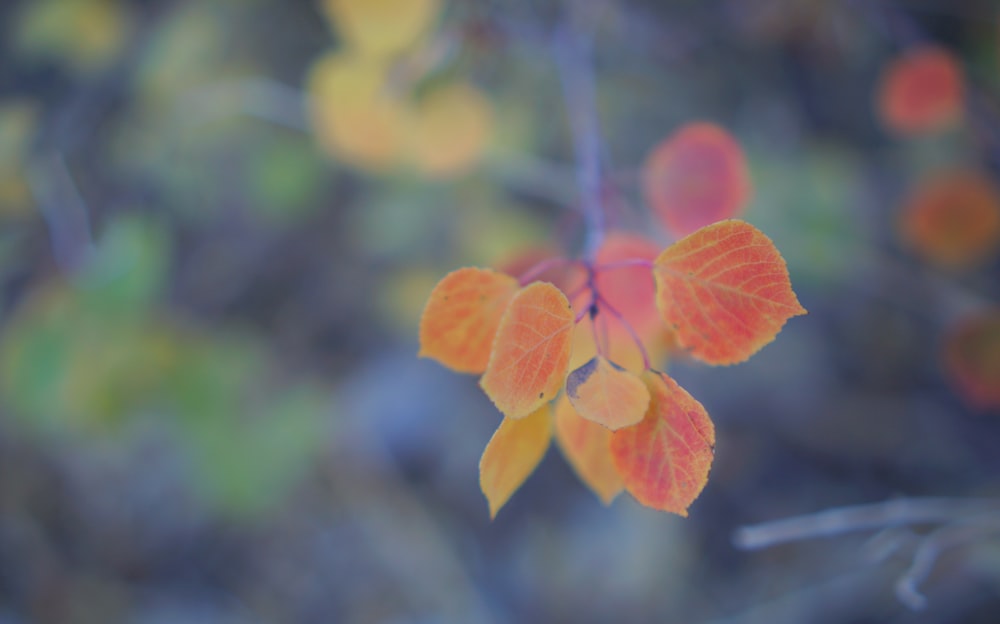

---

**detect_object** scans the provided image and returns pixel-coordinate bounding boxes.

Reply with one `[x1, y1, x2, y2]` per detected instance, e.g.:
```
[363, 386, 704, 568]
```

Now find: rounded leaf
[566, 356, 650, 430]
[610, 371, 715, 516]
[480, 282, 574, 418]
[409, 83, 494, 178]
[944, 311, 1000, 410]
[898, 170, 1000, 270]
[480, 404, 552, 519]
[307, 52, 408, 170]
[418, 267, 519, 373]
[321, 0, 441, 57]
[877, 45, 963, 136]
[653, 220, 806, 365]
[643, 122, 751, 237]
[554, 395, 623, 505]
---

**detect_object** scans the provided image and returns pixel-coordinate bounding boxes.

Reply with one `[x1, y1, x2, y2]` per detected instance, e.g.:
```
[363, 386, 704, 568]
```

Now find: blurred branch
[25, 153, 95, 274]
[554, 6, 605, 260]
[734, 497, 1000, 610]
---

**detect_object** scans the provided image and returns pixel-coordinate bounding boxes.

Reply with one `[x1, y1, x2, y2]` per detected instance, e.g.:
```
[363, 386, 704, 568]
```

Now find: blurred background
[2, 0, 1000, 622]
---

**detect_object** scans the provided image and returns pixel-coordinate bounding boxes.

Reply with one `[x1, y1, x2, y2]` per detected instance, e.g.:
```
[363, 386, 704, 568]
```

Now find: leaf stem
[516, 256, 580, 286]
[595, 292, 652, 370]
[594, 258, 655, 272]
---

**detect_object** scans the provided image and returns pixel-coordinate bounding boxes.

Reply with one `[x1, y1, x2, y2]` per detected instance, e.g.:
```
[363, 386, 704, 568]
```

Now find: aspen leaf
[409, 83, 494, 178]
[418, 267, 519, 374]
[307, 52, 408, 170]
[321, 0, 441, 58]
[898, 170, 1000, 270]
[554, 395, 623, 505]
[481, 282, 574, 419]
[610, 370, 715, 516]
[944, 312, 1000, 410]
[653, 220, 806, 365]
[480, 404, 552, 519]
[566, 356, 650, 430]
[643, 122, 751, 237]
[595, 233, 662, 340]
[877, 46, 963, 136]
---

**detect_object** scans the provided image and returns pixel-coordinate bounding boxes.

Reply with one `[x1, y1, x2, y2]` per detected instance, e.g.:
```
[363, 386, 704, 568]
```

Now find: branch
[554, 13, 605, 260]
[733, 497, 1000, 550]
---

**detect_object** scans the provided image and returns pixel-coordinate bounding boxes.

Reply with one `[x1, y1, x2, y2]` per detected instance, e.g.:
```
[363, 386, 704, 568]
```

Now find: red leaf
[610, 371, 715, 516]
[653, 220, 806, 365]
[642, 122, 751, 237]
[944, 311, 1000, 410]
[877, 45, 963, 136]
[898, 170, 1000, 270]
[419, 267, 519, 373]
[480, 282, 574, 418]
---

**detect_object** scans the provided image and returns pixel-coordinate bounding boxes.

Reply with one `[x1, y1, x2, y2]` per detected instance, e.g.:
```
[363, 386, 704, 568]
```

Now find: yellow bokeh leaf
[307, 51, 409, 170]
[418, 267, 519, 374]
[480, 403, 552, 519]
[409, 83, 494, 178]
[554, 394, 623, 505]
[566, 356, 649, 431]
[480, 282, 574, 419]
[321, 0, 441, 58]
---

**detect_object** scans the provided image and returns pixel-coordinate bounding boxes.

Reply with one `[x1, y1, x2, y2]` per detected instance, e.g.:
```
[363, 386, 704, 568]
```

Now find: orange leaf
[566, 356, 650, 430]
[653, 220, 806, 365]
[554, 394, 624, 505]
[943, 311, 1000, 410]
[610, 371, 715, 516]
[642, 122, 751, 237]
[898, 170, 1000, 270]
[479, 404, 552, 518]
[877, 45, 963, 136]
[418, 267, 519, 373]
[480, 282, 574, 418]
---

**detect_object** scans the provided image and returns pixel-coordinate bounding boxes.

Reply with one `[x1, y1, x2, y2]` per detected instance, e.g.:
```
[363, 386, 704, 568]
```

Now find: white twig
[732, 497, 1000, 550]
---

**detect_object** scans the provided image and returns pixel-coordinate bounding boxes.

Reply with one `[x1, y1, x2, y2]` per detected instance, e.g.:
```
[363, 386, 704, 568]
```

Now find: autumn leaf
[642, 122, 751, 237]
[480, 403, 552, 518]
[408, 83, 494, 178]
[595, 233, 664, 338]
[321, 0, 441, 58]
[877, 45, 963, 136]
[653, 220, 806, 365]
[898, 170, 1000, 270]
[418, 267, 519, 373]
[943, 311, 1000, 410]
[610, 371, 715, 516]
[554, 395, 623, 505]
[307, 51, 409, 170]
[480, 281, 574, 418]
[566, 356, 650, 430]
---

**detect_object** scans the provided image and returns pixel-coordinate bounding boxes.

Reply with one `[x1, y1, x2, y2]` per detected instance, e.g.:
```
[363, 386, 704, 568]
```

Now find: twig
[733, 497, 1000, 550]
[554, 11, 605, 260]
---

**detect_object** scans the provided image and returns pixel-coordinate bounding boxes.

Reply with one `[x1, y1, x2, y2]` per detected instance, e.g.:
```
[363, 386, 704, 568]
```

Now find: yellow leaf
[480, 404, 552, 519]
[554, 395, 623, 505]
[566, 356, 649, 430]
[321, 0, 441, 58]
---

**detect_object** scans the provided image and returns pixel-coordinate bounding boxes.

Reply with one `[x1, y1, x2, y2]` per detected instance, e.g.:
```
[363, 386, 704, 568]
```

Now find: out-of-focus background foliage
[2, 0, 1000, 622]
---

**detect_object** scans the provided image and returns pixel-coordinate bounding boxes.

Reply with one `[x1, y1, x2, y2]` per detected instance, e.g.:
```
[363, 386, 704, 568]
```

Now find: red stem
[594, 258, 654, 272]
[595, 291, 652, 370]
